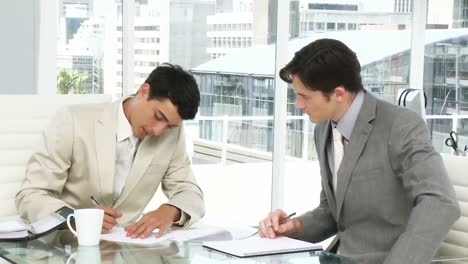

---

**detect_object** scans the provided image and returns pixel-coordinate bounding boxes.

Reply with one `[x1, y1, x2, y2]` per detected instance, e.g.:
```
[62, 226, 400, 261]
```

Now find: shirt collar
[117, 95, 135, 143]
[332, 90, 365, 141]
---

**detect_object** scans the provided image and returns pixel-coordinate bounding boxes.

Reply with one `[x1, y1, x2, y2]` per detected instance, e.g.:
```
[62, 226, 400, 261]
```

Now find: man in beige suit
[16, 63, 204, 239]
[258, 39, 460, 263]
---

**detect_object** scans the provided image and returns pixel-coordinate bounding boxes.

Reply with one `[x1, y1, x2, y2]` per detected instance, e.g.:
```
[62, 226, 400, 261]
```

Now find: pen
[90, 196, 101, 206]
[91, 196, 124, 229]
[267, 212, 297, 229]
[241, 212, 297, 240]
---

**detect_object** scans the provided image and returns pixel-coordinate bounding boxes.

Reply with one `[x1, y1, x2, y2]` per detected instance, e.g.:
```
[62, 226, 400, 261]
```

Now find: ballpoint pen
[90, 196, 101, 206]
[241, 212, 297, 239]
[90, 196, 125, 228]
[266, 212, 297, 229]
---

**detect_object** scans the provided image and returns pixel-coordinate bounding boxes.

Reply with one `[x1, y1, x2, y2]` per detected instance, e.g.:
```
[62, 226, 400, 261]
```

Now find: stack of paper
[0, 220, 30, 239]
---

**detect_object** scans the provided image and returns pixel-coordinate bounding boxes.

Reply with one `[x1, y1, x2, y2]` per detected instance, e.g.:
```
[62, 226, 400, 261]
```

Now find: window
[426, 1, 468, 154]
[284, 0, 412, 215]
[316, 22, 325, 31]
[9, 0, 457, 225]
[132, 0, 274, 224]
[56, 0, 123, 96]
[309, 3, 358, 11]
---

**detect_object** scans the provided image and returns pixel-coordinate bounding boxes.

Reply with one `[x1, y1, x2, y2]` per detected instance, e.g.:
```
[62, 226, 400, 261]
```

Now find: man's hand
[95, 205, 123, 234]
[124, 204, 181, 239]
[258, 209, 302, 239]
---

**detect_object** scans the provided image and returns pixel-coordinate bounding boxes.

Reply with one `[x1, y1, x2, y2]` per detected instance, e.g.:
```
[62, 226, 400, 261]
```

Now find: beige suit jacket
[16, 101, 204, 225]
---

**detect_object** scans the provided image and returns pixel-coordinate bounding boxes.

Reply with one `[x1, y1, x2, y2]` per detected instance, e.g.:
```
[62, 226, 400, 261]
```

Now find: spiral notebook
[202, 236, 322, 258]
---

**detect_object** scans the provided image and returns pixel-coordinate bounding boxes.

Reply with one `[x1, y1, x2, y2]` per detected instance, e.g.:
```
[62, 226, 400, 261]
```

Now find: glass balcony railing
[184, 115, 316, 165]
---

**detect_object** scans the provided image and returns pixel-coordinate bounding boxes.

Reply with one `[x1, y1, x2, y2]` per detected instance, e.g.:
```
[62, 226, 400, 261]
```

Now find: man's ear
[138, 83, 150, 97]
[334, 86, 346, 103]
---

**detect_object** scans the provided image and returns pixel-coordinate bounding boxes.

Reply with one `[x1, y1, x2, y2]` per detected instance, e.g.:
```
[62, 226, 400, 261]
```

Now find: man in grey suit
[258, 39, 461, 263]
[16, 63, 204, 239]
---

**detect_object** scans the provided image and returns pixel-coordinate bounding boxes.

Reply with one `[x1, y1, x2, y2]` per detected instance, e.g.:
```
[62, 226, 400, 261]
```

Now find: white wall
[0, 1, 38, 94]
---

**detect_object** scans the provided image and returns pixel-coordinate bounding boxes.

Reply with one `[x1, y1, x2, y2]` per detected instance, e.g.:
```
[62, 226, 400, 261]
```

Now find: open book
[0, 208, 72, 241]
[203, 236, 322, 258]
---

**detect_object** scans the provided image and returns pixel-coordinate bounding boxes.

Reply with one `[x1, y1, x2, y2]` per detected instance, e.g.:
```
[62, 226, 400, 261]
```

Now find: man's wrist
[290, 218, 303, 239]
[161, 204, 181, 222]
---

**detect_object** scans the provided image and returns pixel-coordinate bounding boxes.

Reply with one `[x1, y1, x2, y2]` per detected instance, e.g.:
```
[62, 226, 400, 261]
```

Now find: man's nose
[295, 99, 304, 109]
[151, 123, 168, 136]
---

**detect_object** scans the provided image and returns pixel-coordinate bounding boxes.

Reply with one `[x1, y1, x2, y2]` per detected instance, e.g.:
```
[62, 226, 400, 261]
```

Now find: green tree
[57, 69, 88, 94]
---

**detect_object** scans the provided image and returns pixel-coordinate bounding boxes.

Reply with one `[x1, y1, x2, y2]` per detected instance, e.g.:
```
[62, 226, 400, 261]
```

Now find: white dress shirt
[113, 96, 140, 202]
[113, 97, 187, 225]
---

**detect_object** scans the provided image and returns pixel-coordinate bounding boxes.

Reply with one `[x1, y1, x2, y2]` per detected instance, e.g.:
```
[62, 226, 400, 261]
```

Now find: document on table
[100, 225, 226, 245]
[203, 236, 322, 257]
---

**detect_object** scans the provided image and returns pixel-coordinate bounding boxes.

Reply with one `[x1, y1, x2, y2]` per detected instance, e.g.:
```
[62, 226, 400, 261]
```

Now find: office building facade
[394, 0, 413, 13]
[192, 30, 468, 160]
[453, 0, 468, 28]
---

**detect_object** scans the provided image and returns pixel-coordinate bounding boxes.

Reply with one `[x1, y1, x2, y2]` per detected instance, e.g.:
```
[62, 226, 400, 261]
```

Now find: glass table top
[0, 230, 355, 264]
[1, 230, 466, 264]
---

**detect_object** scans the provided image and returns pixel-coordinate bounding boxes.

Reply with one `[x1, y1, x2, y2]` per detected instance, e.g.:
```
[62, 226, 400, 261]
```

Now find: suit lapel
[318, 121, 338, 218]
[95, 101, 119, 206]
[114, 136, 157, 208]
[335, 92, 376, 220]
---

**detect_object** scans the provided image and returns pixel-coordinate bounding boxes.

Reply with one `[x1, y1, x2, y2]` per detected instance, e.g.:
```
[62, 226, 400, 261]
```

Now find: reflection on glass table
[2, 230, 466, 264]
[0, 230, 356, 264]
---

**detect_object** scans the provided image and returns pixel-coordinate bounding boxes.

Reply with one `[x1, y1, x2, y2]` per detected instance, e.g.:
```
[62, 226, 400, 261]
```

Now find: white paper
[194, 219, 258, 240]
[0, 220, 29, 232]
[30, 213, 65, 234]
[222, 225, 257, 240]
[100, 227, 165, 245]
[100, 225, 226, 245]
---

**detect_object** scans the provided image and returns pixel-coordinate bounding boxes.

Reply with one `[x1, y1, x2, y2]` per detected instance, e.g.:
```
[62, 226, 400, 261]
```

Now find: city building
[57, 0, 215, 95]
[59, 0, 93, 44]
[168, 0, 215, 69]
[206, 0, 300, 59]
[116, 14, 164, 93]
[299, 0, 410, 34]
[453, 0, 468, 28]
[56, 52, 101, 93]
[192, 29, 468, 161]
[394, 0, 413, 13]
[427, 0, 454, 29]
[114, 0, 215, 94]
[206, 0, 255, 59]
[57, 18, 104, 93]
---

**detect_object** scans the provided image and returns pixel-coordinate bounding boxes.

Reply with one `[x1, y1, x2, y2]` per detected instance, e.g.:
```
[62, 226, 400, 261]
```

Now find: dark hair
[144, 63, 200, 120]
[279, 38, 363, 94]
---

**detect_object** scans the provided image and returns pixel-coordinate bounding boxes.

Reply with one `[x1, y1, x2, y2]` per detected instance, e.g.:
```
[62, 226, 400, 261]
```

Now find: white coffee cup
[66, 246, 101, 264]
[66, 208, 104, 246]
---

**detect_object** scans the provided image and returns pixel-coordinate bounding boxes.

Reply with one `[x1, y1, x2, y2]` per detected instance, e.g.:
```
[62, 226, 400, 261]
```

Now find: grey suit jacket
[298, 91, 460, 264]
[16, 101, 205, 226]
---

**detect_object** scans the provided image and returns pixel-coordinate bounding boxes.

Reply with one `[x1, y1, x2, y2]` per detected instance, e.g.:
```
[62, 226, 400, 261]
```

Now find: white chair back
[438, 153, 468, 259]
[0, 95, 112, 219]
